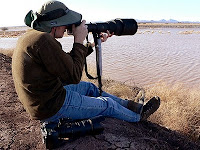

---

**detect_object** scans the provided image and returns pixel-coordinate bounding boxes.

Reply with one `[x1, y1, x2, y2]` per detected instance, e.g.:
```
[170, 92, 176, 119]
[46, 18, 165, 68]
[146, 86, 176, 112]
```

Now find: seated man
[12, 0, 160, 125]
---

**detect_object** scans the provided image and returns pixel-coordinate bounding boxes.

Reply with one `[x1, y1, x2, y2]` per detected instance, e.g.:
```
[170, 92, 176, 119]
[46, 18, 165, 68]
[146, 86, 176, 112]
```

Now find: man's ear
[50, 27, 57, 37]
[51, 27, 56, 33]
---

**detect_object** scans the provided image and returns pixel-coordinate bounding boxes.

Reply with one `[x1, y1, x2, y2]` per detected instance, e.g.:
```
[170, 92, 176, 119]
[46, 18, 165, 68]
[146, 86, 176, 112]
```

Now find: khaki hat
[24, 0, 82, 33]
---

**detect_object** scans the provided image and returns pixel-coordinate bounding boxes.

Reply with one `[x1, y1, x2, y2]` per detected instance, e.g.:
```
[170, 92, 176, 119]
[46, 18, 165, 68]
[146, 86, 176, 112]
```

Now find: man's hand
[72, 20, 88, 44]
[100, 30, 113, 42]
[87, 30, 114, 48]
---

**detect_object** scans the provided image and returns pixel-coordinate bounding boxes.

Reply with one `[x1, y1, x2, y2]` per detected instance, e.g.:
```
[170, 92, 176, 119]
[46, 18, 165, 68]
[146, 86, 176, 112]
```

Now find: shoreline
[138, 22, 200, 28]
[1, 23, 200, 38]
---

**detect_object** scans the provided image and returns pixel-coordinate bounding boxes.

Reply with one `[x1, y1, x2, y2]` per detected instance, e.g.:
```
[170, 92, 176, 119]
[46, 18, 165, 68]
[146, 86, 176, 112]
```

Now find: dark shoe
[127, 101, 143, 114]
[141, 96, 160, 121]
[127, 90, 145, 114]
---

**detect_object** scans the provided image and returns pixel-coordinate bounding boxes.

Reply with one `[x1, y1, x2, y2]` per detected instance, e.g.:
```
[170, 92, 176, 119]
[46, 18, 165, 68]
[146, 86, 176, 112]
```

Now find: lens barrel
[86, 19, 138, 36]
[41, 116, 105, 149]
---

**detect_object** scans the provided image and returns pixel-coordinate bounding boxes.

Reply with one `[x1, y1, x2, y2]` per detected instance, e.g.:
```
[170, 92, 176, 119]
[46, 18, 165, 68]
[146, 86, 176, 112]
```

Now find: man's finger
[81, 20, 86, 26]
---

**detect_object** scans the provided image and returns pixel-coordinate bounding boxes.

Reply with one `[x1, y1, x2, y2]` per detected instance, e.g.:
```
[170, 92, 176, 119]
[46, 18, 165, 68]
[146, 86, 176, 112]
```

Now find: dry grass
[178, 30, 200, 34]
[82, 67, 200, 141]
[145, 82, 200, 141]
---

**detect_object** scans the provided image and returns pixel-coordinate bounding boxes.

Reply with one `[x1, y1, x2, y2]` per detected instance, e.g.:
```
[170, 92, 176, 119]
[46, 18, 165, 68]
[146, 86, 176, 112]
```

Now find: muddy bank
[0, 53, 200, 150]
[138, 23, 200, 28]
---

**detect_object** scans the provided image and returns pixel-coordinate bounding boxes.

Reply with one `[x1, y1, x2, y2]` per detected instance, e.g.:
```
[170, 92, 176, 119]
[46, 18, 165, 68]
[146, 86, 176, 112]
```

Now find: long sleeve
[38, 34, 88, 85]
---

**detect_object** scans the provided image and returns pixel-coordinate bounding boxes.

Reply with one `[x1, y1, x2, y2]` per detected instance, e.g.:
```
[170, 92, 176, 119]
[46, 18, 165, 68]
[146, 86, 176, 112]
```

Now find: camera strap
[85, 34, 103, 95]
[84, 35, 98, 80]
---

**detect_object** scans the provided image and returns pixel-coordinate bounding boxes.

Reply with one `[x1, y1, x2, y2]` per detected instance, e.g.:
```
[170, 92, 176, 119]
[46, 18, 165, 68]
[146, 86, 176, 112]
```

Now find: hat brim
[40, 10, 82, 27]
[36, 9, 82, 32]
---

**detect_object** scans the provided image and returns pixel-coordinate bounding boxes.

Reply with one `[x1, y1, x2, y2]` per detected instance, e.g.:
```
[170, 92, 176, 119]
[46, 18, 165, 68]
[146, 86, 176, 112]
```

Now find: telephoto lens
[86, 18, 138, 35]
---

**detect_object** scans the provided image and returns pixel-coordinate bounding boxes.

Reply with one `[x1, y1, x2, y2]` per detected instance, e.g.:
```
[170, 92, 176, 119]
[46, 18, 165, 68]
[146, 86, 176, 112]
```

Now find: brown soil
[0, 53, 200, 150]
[0, 31, 26, 38]
[0, 30, 68, 38]
[138, 23, 200, 28]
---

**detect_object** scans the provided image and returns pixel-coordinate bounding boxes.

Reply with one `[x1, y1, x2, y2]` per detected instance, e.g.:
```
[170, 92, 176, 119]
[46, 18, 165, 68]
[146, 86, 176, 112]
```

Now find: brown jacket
[12, 29, 92, 120]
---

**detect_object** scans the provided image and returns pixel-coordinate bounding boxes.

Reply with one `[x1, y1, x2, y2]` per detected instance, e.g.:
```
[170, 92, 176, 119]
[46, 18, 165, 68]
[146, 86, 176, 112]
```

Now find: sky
[0, 0, 200, 27]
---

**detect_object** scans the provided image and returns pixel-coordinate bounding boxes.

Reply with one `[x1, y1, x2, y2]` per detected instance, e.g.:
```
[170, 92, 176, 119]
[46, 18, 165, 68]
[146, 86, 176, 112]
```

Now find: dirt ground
[0, 53, 200, 150]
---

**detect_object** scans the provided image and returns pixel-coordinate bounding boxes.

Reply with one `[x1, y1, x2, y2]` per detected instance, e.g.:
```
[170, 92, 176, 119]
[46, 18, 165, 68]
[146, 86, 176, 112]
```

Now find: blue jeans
[42, 81, 140, 123]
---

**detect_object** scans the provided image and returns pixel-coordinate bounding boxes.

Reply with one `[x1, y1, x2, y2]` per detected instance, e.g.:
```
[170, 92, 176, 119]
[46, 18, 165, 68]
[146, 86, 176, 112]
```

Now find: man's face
[54, 26, 67, 38]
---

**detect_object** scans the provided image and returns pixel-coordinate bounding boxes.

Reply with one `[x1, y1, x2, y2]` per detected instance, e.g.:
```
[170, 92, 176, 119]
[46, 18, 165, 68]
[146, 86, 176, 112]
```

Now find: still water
[1, 28, 200, 88]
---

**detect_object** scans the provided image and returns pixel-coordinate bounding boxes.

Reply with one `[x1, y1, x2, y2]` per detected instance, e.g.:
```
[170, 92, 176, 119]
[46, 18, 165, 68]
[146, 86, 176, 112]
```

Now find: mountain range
[136, 19, 200, 23]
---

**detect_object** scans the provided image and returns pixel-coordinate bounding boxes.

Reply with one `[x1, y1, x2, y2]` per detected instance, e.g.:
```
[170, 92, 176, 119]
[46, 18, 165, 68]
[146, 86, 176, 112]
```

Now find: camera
[67, 18, 138, 36]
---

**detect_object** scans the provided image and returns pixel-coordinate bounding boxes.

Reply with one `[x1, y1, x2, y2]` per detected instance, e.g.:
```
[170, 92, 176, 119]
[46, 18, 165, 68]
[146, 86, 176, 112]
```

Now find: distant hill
[136, 19, 200, 23]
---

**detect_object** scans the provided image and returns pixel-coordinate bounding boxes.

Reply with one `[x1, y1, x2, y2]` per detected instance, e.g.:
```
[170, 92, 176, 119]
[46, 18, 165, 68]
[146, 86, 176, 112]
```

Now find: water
[1, 28, 200, 88]
[0, 37, 19, 49]
[100, 28, 200, 88]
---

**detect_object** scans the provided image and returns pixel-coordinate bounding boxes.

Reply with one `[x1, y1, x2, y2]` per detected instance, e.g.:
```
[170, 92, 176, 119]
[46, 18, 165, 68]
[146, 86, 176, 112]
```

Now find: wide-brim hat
[24, 0, 82, 33]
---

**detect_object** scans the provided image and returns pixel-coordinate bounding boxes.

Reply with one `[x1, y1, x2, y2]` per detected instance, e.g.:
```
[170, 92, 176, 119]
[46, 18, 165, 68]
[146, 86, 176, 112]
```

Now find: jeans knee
[104, 97, 117, 112]
[88, 82, 98, 89]
[86, 82, 100, 96]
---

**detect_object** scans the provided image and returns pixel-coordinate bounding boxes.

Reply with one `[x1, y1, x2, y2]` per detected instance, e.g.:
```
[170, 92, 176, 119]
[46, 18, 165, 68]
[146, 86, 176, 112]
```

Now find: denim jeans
[42, 81, 140, 123]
